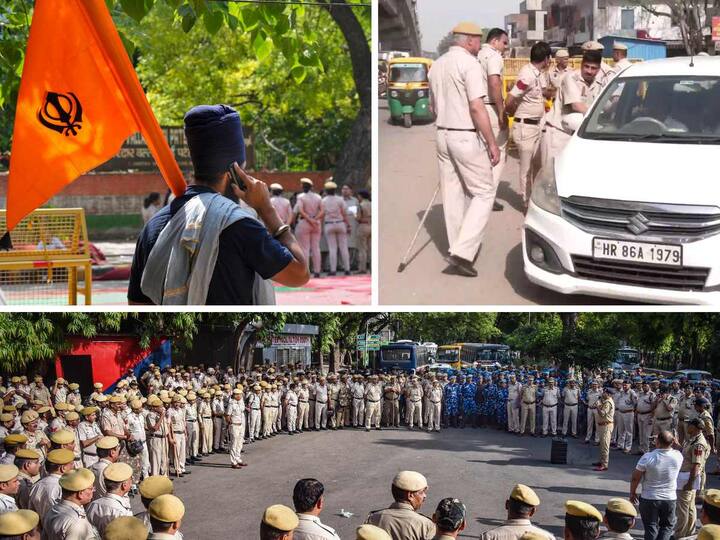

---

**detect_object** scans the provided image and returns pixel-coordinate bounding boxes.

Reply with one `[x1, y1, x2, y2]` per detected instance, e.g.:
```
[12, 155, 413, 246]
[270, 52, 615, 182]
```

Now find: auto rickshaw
[387, 57, 433, 128]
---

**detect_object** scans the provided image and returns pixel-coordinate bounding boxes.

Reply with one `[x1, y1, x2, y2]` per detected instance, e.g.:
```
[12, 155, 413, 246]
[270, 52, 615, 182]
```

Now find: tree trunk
[322, 1, 371, 189]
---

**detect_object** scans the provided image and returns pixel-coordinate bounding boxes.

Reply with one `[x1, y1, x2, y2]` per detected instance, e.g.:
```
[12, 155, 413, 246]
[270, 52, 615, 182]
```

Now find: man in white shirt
[292, 478, 340, 540]
[630, 430, 683, 540]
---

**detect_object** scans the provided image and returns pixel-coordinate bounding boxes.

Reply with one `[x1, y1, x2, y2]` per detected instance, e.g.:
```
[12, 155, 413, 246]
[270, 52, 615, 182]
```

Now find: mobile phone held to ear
[228, 162, 247, 191]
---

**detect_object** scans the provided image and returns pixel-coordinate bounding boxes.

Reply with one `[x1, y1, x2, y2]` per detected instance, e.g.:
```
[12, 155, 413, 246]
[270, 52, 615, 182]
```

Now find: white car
[524, 57, 720, 304]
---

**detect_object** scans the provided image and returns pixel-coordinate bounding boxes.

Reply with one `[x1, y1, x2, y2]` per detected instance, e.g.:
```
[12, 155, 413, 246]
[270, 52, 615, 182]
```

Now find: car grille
[571, 255, 710, 291]
[561, 197, 720, 241]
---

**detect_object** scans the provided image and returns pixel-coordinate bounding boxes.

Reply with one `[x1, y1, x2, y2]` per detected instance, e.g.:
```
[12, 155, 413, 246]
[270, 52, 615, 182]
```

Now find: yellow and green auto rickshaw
[387, 57, 433, 128]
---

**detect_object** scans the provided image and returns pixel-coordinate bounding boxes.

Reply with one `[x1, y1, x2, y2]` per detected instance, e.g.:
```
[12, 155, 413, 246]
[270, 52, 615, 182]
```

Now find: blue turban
[184, 104, 245, 178]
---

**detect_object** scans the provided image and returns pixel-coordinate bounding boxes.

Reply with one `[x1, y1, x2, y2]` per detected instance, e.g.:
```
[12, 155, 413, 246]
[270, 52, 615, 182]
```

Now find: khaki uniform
[261, 391, 273, 437]
[43, 500, 101, 540]
[352, 382, 366, 427]
[356, 199, 372, 273]
[520, 384, 537, 434]
[90, 459, 111, 500]
[295, 192, 323, 274]
[478, 43, 508, 183]
[597, 397, 615, 467]
[506, 382, 522, 433]
[78, 420, 103, 467]
[653, 395, 677, 436]
[364, 383, 383, 429]
[678, 394, 695, 444]
[336, 385, 351, 428]
[562, 387, 580, 436]
[675, 433, 710, 538]
[185, 402, 199, 459]
[549, 65, 568, 90]
[365, 501, 436, 540]
[427, 386, 443, 432]
[86, 493, 133, 537]
[406, 385, 423, 429]
[297, 387, 310, 430]
[541, 386, 559, 435]
[428, 46, 495, 263]
[615, 390, 638, 452]
[167, 407, 186, 474]
[542, 69, 603, 167]
[16, 471, 35, 510]
[509, 63, 546, 204]
[198, 400, 213, 454]
[146, 411, 169, 476]
[636, 391, 656, 452]
[322, 195, 350, 273]
[295, 513, 341, 540]
[270, 195, 292, 224]
[315, 384, 329, 429]
[29, 472, 61, 515]
[479, 518, 555, 540]
[247, 392, 262, 439]
[285, 390, 298, 433]
[225, 398, 246, 466]
[211, 397, 226, 450]
[585, 389, 602, 443]
[383, 384, 401, 427]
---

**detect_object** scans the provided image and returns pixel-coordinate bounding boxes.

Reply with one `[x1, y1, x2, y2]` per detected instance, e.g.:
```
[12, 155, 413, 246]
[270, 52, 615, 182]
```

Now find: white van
[524, 56, 720, 304]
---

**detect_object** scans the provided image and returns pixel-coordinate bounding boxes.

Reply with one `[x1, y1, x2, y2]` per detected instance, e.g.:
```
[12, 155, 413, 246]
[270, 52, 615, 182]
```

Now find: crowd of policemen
[269, 178, 372, 277]
[428, 22, 633, 276]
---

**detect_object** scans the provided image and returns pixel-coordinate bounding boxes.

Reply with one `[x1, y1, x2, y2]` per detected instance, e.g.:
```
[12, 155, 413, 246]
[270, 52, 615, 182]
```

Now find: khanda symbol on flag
[3, 0, 187, 247]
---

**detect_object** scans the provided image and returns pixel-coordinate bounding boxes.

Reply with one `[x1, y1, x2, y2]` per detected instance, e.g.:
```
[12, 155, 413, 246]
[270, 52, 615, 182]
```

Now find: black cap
[695, 397, 709, 407]
[435, 498, 466, 531]
[687, 418, 703, 429]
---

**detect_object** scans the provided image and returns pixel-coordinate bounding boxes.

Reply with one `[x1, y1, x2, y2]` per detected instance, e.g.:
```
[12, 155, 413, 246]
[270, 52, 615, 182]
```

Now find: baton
[397, 181, 441, 273]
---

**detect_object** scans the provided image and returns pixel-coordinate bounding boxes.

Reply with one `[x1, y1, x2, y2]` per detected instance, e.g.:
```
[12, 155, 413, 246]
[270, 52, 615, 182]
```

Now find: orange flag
[6, 0, 186, 232]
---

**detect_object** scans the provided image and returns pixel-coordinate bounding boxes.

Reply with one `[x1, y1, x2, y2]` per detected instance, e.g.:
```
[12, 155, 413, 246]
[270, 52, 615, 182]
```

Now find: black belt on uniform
[543, 404, 557, 408]
[437, 127, 475, 132]
[84, 451, 97, 456]
[149, 434, 165, 439]
[620, 410, 634, 413]
[410, 399, 421, 403]
[201, 416, 211, 419]
[565, 403, 578, 406]
[656, 416, 671, 420]
[366, 399, 380, 403]
[523, 401, 536, 405]
[316, 400, 328, 404]
[173, 431, 185, 434]
[186, 419, 197, 422]
[299, 400, 308, 403]
[514, 117, 541, 125]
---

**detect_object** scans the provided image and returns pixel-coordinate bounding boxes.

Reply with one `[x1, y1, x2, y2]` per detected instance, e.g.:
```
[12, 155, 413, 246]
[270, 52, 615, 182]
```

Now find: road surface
[378, 102, 625, 305]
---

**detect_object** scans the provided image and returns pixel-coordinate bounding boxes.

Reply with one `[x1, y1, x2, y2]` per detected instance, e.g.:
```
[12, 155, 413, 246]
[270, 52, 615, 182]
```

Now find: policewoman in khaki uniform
[676, 418, 711, 538]
[321, 181, 352, 276]
[270, 183, 292, 225]
[594, 389, 615, 471]
[295, 178, 323, 278]
[505, 42, 552, 207]
[520, 377, 537, 436]
[428, 22, 500, 278]
[365, 471, 436, 540]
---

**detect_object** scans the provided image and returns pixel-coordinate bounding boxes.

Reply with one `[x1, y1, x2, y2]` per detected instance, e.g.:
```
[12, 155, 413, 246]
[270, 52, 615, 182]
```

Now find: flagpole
[77, 0, 187, 197]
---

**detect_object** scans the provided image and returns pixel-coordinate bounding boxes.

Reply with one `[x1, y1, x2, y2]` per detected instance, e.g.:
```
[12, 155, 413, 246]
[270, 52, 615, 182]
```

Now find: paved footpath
[154, 425, 712, 538]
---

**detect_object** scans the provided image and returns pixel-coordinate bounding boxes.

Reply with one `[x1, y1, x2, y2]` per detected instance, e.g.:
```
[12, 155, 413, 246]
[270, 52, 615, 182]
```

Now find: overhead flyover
[379, 0, 421, 56]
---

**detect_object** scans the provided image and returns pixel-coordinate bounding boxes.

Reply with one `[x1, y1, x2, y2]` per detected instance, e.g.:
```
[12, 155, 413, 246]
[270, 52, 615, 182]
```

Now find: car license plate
[592, 238, 682, 267]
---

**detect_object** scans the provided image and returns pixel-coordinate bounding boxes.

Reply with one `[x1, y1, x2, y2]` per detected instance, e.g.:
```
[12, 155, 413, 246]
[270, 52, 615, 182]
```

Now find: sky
[416, 0, 519, 52]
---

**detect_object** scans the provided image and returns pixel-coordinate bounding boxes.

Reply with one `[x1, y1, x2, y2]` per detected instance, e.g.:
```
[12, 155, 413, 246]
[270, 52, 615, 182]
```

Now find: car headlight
[530, 160, 561, 216]
[390, 90, 398, 98]
[417, 90, 425, 98]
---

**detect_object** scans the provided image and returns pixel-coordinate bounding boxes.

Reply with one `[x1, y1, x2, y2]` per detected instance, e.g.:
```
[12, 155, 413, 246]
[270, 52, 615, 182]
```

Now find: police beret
[0, 464, 19, 482]
[510, 484, 540, 506]
[555, 49, 569, 58]
[434, 497, 466, 531]
[50, 430, 75, 445]
[81, 406, 99, 416]
[270, 183, 283, 191]
[0, 413, 12, 422]
[131, 400, 143, 410]
[15, 448, 40, 460]
[69, 383, 79, 390]
[356, 524, 392, 540]
[65, 412, 80, 422]
[688, 418, 703, 428]
[139, 475, 174, 500]
[0, 510, 39, 536]
[392, 471, 427, 491]
[104, 462, 133, 482]
[20, 410, 38, 424]
[59, 468, 95, 491]
[94, 382, 103, 389]
[37, 406, 51, 414]
[3, 406, 16, 412]
[613, 42, 628, 51]
[55, 402, 70, 411]
[232, 389, 243, 395]
[262, 504, 299, 532]
[300, 177, 314, 186]
[149, 494, 186, 523]
[109, 396, 125, 403]
[104, 516, 148, 540]
[97, 436, 120, 450]
[606, 498, 637, 517]
[324, 181, 337, 190]
[582, 41, 604, 51]
[452, 21, 483, 35]
[3, 434, 27, 446]
[47, 448, 75, 465]
[704, 490, 720, 508]
[699, 525, 720, 540]
[94, 395, 108, 403]
[565, 500, 602, 521]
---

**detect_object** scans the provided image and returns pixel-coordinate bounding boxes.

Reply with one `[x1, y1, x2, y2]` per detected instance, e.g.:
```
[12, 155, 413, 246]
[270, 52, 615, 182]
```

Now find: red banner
[713, 16, 720, 41]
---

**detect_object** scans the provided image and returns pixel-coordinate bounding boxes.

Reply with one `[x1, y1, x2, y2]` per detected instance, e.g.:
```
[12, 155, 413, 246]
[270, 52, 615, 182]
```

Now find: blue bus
[379, 341, 430, 372]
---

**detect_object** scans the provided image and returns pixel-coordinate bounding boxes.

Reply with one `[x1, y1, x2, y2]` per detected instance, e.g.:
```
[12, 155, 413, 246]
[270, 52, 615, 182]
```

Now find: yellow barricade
[0, 208, 92, 305]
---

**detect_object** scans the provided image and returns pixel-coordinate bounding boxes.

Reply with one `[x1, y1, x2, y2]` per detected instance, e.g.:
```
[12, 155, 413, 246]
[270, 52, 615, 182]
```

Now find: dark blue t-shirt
[128, 185, 292, 305]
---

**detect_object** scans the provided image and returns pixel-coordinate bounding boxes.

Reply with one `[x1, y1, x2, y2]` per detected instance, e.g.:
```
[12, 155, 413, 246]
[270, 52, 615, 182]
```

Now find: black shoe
[328, 272, 336, 276]
[344, 271, 351, 276]
[184, 470, 192, 475]
[448, 255, 478, 277]
[493, 201, 504, 211]
[313, 272, 320, 278]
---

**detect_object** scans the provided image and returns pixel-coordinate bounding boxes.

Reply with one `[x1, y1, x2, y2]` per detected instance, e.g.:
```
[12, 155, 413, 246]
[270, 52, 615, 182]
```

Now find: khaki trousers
[212, 417, 224, 450]
[428, 402, 441, 431]
[407, 400, 423, 428]
[172, 434, 186, 474]
[365, 401, 381, 429]
[437, 129, 496, 262]
[229, 423, 244, 466]
[357, 223, 371, 272]
[353, 398, 364, 426]
[511, 121, 542, 204]
[296, 220, 321, 274]
[675, 489, 697, 538]
[617, 411, 635, 451]
[677, 420, 687, 444]
[520, 403, 536, 434]
[186, 421, 199, 458]
[542, 405, 557, 435]
[315, 401, 328, 428]
[201, 418, 213, 453]
[249, 409, 261, 438]
[506, 402, 520, 433]
[287, 406, 298, 432]
[298, 402, 309, 429]
[585, 409, 598, 443]
[382, 400, 396, 426]
[562, 405, 578, 436]
[262, 408, 273, 436]
[637, 413, 653, 452]
[324, 223, 350, 273]
[148, 437, 167, 476]
[485, 104, 508, 183]
[598, 423, 612, 467]
[653, 418, 672, 437]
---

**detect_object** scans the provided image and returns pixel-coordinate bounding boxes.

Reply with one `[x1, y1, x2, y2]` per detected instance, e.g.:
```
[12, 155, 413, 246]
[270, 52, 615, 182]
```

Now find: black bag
[126, 439, 144, 457]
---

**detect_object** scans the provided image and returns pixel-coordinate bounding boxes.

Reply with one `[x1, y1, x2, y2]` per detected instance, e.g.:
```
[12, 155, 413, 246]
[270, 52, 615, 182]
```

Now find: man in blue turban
[128, 104, 309, 305]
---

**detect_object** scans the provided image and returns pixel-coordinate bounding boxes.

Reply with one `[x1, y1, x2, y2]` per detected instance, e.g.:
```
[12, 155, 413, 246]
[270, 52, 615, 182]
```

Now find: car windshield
[580, 76, 720, 143]
[389, 64, 428, 83]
